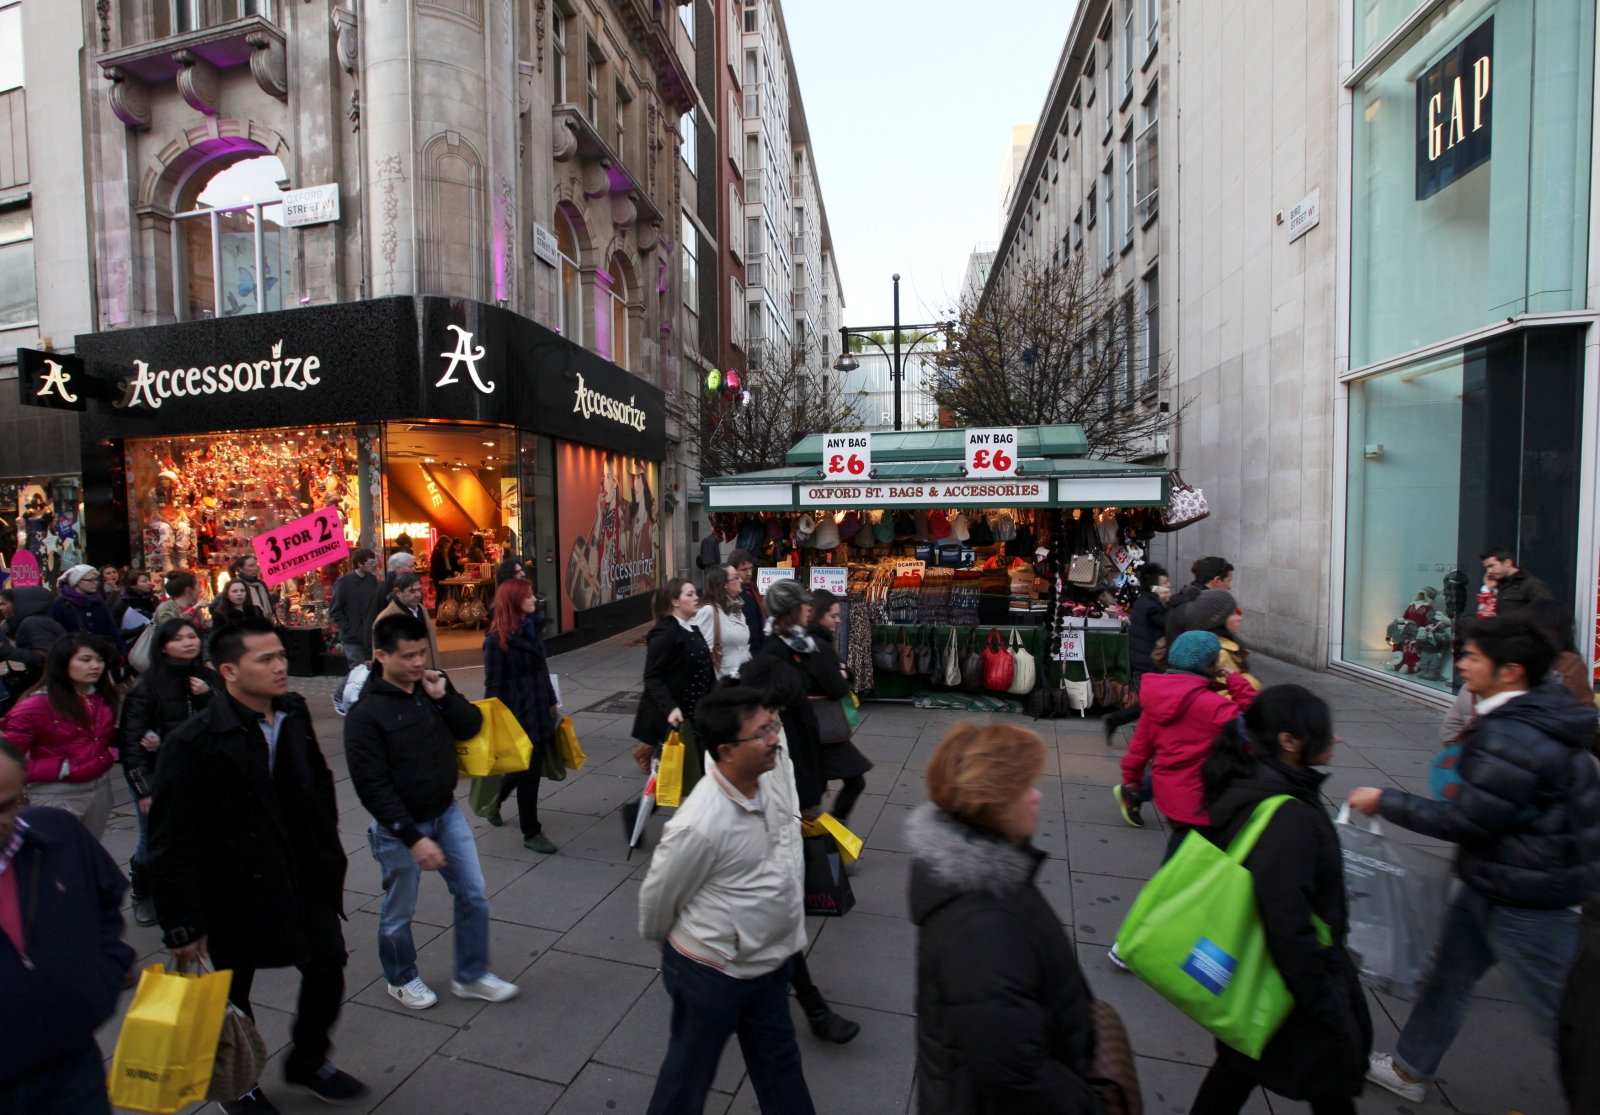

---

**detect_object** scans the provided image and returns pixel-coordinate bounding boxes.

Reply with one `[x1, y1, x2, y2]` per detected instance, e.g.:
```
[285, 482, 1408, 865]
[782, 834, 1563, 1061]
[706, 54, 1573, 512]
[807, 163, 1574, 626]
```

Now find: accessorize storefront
[52, 295, 665, 641]
[1336, 0, 1596, 697]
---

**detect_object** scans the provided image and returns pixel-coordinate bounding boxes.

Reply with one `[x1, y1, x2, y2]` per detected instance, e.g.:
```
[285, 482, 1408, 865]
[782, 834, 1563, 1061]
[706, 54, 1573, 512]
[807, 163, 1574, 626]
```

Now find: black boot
[795, 985, 861, 1045]
[129, 861, 158, 927]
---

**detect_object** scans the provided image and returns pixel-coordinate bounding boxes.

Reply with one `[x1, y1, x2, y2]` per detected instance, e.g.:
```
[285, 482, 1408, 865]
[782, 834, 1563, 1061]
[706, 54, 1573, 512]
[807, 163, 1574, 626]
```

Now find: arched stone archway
[138, 118, 290, 215]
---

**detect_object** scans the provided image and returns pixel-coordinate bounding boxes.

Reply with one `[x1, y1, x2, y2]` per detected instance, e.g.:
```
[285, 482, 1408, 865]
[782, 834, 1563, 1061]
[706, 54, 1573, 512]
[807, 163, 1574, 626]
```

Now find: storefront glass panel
[556, 441, 659, 629]
[518, 433, 560, 629]
[0, 475, 84, 586]
[1349, 0, 1594, 368]
[1342, 326, 1584, 693]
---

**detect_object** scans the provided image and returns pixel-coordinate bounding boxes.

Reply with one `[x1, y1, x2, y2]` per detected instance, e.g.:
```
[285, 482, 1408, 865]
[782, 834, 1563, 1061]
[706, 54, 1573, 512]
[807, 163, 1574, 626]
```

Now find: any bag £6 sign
[823, 432, 870, 479]
[966, 427, 1019, 477]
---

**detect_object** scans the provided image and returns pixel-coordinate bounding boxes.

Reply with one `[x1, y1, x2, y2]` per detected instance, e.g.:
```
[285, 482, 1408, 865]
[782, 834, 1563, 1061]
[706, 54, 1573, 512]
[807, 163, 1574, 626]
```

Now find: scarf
[0, 816, 26, 880]
[59, 586, 98, 609]
[765, 618, 816, 654]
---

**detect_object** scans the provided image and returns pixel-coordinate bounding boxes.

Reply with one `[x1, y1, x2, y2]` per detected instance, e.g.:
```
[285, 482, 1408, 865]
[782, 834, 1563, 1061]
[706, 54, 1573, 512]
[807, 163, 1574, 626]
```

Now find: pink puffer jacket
[1, 692, 119, 785]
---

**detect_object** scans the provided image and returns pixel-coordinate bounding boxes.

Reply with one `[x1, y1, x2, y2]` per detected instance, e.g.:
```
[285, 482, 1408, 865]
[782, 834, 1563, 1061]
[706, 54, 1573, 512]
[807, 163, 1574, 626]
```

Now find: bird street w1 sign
[823, 432, 870, 480]
[965, 428, 1018, 477]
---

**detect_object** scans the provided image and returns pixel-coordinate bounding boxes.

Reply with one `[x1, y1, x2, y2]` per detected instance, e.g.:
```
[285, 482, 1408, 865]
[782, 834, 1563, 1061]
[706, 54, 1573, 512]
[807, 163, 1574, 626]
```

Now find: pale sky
[785, 0, 1080, 328]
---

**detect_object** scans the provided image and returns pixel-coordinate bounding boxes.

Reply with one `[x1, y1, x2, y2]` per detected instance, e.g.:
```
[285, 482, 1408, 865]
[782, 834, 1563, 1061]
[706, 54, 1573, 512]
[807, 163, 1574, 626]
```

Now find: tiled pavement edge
[90, 632, 1563, 1115]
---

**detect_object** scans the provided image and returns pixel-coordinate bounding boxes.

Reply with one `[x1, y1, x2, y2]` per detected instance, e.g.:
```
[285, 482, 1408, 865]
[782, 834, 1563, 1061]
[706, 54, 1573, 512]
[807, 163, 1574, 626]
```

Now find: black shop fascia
[53, 297, 665, 634]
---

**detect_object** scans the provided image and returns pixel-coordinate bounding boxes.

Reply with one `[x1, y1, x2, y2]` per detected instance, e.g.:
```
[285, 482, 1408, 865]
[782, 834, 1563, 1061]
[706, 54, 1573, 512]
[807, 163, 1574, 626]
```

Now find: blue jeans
[0, 1040, 110, 1115]
[367, 805, 490, 986]
[646, 946, 814, 1115]
[1394, 888, 1582, 1081]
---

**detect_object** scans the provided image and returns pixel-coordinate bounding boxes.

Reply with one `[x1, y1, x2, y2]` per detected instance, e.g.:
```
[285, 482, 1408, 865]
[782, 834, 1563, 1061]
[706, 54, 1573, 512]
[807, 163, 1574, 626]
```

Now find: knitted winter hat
[765, 577, 808, 618]
[1166, 630, 1222, 674]
[63, 564, 98, 587]
[1187, 589, 1239, 635]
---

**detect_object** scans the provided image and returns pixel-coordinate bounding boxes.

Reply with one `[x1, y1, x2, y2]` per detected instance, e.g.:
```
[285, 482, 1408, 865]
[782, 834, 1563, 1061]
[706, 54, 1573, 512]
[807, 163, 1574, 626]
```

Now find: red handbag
[982, 629, 1015, 691]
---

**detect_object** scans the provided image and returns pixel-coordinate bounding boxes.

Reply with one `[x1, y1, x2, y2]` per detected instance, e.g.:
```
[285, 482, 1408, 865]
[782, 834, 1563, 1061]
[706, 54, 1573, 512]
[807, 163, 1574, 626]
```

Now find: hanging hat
[893, 512, 916, 539]
[765, 518, 785, 540]
[837, 511, 862, 540]
[951, 513, 971, 541]
[796, 513, 817, 541]
[811, 512, 841, 550]
[873, 514, 896, 544]
[928, 510, 952, 538]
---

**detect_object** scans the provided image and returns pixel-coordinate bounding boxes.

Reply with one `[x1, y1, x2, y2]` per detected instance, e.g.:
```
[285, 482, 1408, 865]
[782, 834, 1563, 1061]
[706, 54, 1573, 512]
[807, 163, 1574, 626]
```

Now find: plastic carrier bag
[1336, 804, 1452, 1000]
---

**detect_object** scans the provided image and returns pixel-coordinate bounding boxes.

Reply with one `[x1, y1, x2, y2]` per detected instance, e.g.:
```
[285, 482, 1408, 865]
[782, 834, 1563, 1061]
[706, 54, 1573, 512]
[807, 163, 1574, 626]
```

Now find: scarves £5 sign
[252, 507, 350, 587]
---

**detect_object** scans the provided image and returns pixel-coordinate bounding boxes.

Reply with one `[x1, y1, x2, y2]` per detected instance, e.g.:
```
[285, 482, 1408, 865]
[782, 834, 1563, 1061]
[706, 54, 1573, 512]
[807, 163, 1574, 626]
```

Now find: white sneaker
[1107, 943, 1130, 972]
[387, 978, 437, 1009]
[452, 974, 520, 1003]
[1366, 1053, 1426, 1102]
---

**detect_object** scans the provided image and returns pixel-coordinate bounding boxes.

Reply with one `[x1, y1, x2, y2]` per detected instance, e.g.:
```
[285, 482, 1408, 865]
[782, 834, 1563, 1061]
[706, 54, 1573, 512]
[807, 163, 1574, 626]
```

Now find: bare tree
[698, 335, 865, 477]
[931, 254, 1178, 459]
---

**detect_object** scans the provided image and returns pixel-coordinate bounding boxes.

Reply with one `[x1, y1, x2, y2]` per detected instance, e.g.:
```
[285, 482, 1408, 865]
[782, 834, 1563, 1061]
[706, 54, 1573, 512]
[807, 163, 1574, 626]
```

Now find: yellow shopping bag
[555, 715, 586, 771]
[802, 813, 863, 865]
[456, 698, 532, 778]
[656, 730, 686, 808]
[109, 963, 233, 1114]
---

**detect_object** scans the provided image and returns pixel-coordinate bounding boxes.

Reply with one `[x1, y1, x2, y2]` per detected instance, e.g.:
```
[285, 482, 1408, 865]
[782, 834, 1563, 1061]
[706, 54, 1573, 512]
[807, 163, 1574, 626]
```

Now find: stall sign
[822, 432, 870, 480]
[798, 479, 1049, 507]
[18, 349, 88, 411]
[756, 567, 796, 595]
[7, 549, 39, 587]
[282, 184, 341, 228]
[965, 428, 1018, 477]
[252, 507, 350, 587]
[810, 567, 848, 594]
[115, 339, 324, 410]
[532, 223, 561, 267]
[1060, 623, 1086, 662]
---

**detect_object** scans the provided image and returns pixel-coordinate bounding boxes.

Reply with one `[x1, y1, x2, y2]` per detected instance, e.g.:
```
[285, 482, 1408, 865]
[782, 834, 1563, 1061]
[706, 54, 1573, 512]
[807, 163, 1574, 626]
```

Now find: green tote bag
[1114, 795, 1296, 1059]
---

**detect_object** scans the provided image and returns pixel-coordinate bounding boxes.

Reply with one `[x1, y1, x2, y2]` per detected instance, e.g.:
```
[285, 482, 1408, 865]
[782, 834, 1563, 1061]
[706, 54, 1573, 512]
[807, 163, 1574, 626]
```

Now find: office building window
[729, 184, 744, 260]
[731, 277, 746, 347]
[678, 0, 693, 40]
[1086, 188, 1097, 228]
[173, 155, 288, 321]
[0, 203, 34, 326]
[551, 12, 566, 103]
[744, 0, 757, 32]
[1145, 0, 1158, 52]
[1120, 129, 1135, 247]
[681, 213, 698, 315]
[555, 209, 582, 344]
[1122, 0, 1136, 99]
[585, 50, 600, 123]
[614, 81, 629, 158]
[1138, 83, 1159, 223]
[680, 108, 696, 175]
[0, 4, 20, 95]
[1100, 158, 1114, 270]
[1142, 266, 1158, 387]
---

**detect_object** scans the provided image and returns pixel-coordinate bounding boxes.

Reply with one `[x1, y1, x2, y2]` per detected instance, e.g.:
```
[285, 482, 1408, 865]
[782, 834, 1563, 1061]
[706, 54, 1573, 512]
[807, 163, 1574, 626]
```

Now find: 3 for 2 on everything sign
[966, 428, 1018, 477]
[252, 507, 351, 587]
[823, 432, 870, 480]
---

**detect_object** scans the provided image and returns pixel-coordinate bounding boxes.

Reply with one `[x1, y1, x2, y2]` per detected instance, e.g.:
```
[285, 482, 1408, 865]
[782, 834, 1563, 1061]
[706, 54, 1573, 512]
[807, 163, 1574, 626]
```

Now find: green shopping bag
[467, 775, 504, 819]
[1115, 795, 1295, 1059]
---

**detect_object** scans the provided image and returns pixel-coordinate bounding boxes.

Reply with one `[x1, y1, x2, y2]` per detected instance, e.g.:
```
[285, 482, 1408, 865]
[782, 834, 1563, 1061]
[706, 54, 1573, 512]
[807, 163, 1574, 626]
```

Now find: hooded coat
[1127, 589, 1168, 678]
[907, 804, 1099, 1115]
[2, 587, 64, 668]
[1203, 759, 1373, 1100]
[49, 587, 125, 656]
[1121, 670, 1257, 826]
[482, 615, 558, 744]
[1379, 682, 1600, 908]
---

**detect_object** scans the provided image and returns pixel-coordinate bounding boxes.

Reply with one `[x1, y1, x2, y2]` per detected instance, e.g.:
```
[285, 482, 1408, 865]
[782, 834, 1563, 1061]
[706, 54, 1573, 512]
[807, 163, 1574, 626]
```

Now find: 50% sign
[823, 432, 871, 479]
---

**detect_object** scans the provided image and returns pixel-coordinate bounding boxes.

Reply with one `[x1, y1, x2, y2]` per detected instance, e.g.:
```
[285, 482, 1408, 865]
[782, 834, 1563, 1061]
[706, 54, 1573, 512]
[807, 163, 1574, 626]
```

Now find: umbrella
[623, 756, 658, 860]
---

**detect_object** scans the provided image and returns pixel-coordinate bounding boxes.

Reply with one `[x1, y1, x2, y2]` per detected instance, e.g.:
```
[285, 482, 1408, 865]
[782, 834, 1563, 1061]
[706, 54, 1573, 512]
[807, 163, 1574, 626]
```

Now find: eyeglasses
[732, 722, 782, 744]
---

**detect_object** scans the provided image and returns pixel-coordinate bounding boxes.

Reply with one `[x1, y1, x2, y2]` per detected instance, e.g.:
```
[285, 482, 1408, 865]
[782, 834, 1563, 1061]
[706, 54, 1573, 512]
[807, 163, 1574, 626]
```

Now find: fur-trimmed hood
[906, 803, 1044, 925]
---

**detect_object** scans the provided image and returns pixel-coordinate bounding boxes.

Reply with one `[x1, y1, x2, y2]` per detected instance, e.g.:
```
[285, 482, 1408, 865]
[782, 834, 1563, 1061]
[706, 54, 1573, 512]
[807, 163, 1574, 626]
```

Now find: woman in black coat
[1105, 563, 1170, 747]
[120, 618, 221, 926]
[483, 578, 560, 853]
[908, 721, 1100, 1114]
[806, 589, 872, 824]
[1191, 685, 1372, 1115]
[746, 578, 829, 812]
[631, 578, 718, 798]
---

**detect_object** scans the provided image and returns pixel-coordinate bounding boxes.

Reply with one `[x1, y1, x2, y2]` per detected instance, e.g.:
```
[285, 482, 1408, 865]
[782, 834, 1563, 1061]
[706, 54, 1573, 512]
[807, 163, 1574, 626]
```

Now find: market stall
[702, 426, 1174, 711]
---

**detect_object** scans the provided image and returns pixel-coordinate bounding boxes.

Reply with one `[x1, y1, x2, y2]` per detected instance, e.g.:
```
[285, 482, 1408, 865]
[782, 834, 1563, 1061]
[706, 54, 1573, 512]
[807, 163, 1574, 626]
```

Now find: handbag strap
[987, 629, 1002, 651]
[1225, 794, 1294, 864]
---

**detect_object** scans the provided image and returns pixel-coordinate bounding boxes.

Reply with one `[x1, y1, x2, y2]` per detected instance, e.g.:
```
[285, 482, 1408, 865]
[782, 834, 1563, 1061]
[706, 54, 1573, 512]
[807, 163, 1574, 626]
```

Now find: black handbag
[810, 695, 853, 744]
[914, 627, 936, 675]
[803, 833, 856, 916]
[960, 629, 985, 692]
[873, 631, 900, 673]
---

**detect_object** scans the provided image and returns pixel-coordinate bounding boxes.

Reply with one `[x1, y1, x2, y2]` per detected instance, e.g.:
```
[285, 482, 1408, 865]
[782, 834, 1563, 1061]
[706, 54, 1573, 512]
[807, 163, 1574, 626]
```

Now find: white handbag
[1007, 629, 1037, 694]
[1061, 677, 1093, 714]
[1158, 471, 1210, 531]
[126, 623, 157, 674]
[942, 627, 962, 687]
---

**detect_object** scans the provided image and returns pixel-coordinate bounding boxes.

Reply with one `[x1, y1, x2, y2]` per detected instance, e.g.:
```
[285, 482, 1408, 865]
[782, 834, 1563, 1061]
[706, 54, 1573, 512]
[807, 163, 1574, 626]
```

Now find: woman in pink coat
[1, 632, 120, 838]
[1119, 629, 1256, 859]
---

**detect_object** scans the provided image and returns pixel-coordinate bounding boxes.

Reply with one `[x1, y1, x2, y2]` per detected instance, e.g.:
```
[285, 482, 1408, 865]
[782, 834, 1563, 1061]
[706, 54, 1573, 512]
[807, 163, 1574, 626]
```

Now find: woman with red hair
[482, 578, 560, 853]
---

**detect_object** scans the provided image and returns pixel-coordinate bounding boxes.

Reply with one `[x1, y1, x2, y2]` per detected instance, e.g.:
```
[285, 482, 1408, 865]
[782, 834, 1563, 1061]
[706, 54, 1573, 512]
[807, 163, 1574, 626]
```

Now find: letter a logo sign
[19, 349, 87, 411]
[437, 324, 496, 394]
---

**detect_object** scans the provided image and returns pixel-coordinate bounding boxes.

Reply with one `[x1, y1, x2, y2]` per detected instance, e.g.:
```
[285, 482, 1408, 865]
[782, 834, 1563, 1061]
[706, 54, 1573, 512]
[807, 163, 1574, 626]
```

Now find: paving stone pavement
[91, 633, 1564, 1115]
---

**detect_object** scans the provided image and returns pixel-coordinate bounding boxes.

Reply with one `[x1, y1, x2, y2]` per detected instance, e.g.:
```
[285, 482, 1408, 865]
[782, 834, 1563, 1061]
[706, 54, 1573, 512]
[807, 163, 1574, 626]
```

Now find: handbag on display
[1007, 630, 1037, 694]
[810, 696, 854, 744]
[982, 629, 1015, 691]
[436, 596, 460, 627]
[1092, 645, 1129, 710]
[874, 632, 901, 673]
[896, 629, 917, 676]
[1068, 553, 1100, 588]
[915, 628, 936, 675]
[961, 629, 986, 692]
[942, 627, 963, 687]
[1157, 471, 1211, 531]
[1062, 677, 1093, 714]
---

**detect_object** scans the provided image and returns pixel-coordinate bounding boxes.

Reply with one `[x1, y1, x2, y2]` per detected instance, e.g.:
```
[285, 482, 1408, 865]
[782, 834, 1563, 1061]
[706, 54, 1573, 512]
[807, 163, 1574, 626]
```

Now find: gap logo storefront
[56, 296, 666, 637]
[1339, 0, 1596, 696]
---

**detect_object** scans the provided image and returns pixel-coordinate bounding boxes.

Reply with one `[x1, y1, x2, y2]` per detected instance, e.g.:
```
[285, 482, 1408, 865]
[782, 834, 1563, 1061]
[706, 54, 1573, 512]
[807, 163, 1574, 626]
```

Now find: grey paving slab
[490, 854, 636, 933]
[1132, 1054, 1273, 1115]
[537, 771, 645, 818]
[803, 911, 917, 1016]
[844, 849, 911, 919]
[439, 950, 654, 1084]
[258, 1002, 457, 1115]
[1065, 819, 1167, 878]
[368, 1054, 564, 1115]
[547, 1061, 733, 1115]
[554, 878, 662, 968]
[1034, 854, 1075, 925]
[1068, 870, 1141, 945]
[349, 919, 561, 1026]
[861, 803, 917, 854]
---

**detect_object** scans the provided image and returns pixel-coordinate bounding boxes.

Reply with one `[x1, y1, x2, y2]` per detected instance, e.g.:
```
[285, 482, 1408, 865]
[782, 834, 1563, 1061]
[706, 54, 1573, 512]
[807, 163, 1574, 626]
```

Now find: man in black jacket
[1163, 556, 1233, 642]
[0, 739, 135, 1115]
[147, 615, 366, 1115]
[1349, 612, 1600, 1103]
[345, 612, 519, 1011]
[1480, 546, 1555, 615]
[327, 548, 380, 669]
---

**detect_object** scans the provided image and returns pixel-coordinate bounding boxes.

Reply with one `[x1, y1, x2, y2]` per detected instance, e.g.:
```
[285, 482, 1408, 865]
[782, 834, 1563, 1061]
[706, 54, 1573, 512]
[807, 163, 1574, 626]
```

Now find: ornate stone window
[172, 153, 287, 320]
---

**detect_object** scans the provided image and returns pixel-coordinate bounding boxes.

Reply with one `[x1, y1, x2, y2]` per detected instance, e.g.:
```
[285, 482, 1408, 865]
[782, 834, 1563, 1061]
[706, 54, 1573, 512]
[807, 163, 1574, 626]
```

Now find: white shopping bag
[550, 674, 562, 709]
[1336, 804, 1452, 1000]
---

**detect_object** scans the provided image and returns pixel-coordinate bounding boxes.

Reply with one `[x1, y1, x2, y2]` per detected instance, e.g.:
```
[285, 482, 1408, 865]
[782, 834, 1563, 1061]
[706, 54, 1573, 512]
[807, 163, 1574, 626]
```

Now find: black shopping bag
[803, 833, 855, 917]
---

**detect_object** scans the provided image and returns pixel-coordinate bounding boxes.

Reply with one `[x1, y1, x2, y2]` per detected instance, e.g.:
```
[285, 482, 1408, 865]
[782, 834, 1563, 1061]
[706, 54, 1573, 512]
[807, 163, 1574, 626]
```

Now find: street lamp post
[833, 273, 950, 432]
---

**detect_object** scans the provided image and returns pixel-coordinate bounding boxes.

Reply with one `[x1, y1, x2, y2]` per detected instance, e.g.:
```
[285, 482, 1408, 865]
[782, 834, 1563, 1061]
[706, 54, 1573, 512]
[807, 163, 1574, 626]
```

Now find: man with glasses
[638, 686, 815, 1115]
[0, 738, 135, 1115]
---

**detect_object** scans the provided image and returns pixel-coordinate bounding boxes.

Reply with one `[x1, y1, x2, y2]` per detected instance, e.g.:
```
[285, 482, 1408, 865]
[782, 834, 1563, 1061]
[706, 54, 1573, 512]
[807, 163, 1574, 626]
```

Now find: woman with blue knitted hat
[1117, 629, 1258, 859]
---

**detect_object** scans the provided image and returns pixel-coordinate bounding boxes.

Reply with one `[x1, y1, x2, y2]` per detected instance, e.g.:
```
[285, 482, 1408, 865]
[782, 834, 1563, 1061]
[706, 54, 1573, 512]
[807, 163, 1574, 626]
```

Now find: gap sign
[1416, 17, 1492, 201]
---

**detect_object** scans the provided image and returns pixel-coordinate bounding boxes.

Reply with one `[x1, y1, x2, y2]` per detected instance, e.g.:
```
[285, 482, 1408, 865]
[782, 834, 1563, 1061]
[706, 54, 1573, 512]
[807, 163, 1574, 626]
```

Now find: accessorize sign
[251, 506, 350, 587]
[117, 339, 322, 409]
[1416, 17, 1492, 201]
[282, 184, 341, 228]
[798, 479, 1050, 507]
[965, 428, 1018, 477]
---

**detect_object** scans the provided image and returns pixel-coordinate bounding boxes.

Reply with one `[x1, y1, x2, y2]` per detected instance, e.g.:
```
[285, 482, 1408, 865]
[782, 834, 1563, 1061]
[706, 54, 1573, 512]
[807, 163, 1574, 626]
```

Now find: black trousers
[495, 741, 547, 837]
[831, 776, 866, 825]
[209, 898, 348, 1085]
[1191, 1058, 1355, 1115]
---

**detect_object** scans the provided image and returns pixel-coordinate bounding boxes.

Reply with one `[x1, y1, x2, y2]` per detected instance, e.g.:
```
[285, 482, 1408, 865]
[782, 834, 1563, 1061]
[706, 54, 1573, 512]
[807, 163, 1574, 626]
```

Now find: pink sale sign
[251, 506, 350, 587]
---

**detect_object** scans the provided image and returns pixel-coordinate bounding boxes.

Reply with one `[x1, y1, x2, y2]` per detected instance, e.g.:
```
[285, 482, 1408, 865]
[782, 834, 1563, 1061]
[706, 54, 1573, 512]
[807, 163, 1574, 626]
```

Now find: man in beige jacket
[372, 573, 440, 670]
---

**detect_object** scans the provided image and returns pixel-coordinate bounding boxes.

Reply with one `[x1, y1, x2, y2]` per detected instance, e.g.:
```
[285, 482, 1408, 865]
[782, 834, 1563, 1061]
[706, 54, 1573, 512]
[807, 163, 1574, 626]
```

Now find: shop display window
[556, 442, 659, 629]
[0, 476, 84, 586]
[1342, 327, 1584, 693]
[124, 426, 366, 624]
[1349, 0, 1594, 369]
